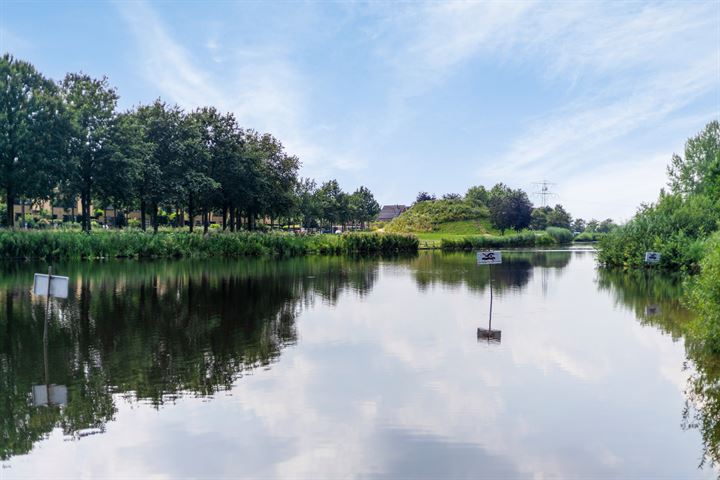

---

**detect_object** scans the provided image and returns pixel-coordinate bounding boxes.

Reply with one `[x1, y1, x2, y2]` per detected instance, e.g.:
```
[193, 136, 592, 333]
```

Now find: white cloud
[116, 0, 367, 182]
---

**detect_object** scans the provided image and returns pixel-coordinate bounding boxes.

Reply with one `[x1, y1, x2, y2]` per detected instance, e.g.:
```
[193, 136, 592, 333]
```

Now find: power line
[531, 180, 557, 207]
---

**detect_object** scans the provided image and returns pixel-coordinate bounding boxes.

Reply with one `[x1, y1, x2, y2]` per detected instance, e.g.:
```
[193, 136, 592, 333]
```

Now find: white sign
[644, 252, 661, 264]
[32, 384, 68, 407]
[477, 251, 502, 265]
[33, 274, 69, 299]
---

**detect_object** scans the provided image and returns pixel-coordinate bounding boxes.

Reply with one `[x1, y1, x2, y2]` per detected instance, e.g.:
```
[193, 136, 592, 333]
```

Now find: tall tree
[61, 73, 119, 232]
[465, 185, 489, 206]
[349, 186, 380, 229]
[0, 54, 68, 227]
[668, 120, 720, 196]
[547, 204, 572, 229]
[488, 183, 533, 232]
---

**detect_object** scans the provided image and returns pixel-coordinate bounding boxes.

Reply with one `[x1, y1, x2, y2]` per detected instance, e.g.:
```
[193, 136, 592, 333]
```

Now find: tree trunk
[188, 194, 194, 233]
[229, 203, 235, 232]
[222, 204, 227, 231]
[81, 191, 91, 233]
[203, 205, 209, 234]
[140, 200, 147, 231]
[6, 191, 14, 228]
[152, 203, 159, 233]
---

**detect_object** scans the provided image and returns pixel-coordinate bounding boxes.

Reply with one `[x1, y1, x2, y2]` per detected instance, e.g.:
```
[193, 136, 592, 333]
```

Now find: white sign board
[32, 384, 68, 407]
[644, 252, 661, 264]
[33, 274, 69, 299]
[477, 251, 502, 265]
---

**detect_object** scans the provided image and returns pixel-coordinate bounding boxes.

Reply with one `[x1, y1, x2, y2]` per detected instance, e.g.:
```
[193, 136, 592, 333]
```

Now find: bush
[441, 231, 547, 250]
[574, 232, 605, 242]
[598, 192, 718, 271]
[545, 227, 573, 245]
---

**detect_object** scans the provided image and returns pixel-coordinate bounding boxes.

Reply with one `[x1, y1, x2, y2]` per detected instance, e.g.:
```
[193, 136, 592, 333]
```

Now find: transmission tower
[532, 180, 557, 207]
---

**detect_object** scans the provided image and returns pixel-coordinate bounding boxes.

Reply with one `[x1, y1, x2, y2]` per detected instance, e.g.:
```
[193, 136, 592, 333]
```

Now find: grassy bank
[0, 230, 419, 260]
[439, 228, 572, 250]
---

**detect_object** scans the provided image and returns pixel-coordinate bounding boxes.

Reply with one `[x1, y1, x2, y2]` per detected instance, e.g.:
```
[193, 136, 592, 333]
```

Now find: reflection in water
[598, 268, 720, 470]
[1, 250, 718, 479]
[0, 257, 381, 460]
[412, 250, 571, 294]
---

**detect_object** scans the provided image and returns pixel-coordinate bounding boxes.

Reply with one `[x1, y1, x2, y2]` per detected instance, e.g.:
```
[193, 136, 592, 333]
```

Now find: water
[0, 249, 716, 479]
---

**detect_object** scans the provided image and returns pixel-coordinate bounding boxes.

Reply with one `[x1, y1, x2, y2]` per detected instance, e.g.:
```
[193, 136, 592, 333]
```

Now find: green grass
[0, 230, 419, 260]
[385, 199, 490, 233]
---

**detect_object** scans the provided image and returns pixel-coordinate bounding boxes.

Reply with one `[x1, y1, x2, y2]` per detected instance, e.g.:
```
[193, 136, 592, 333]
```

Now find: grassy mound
[0, 230, 419, 260]
[385, 200, 490, 233]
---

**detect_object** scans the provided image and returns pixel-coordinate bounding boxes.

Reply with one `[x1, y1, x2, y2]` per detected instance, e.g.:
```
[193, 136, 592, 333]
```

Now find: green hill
[385, 200, 493, 235]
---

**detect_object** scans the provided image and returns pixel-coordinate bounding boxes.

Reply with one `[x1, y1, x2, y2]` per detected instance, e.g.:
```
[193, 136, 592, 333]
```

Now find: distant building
[378, 204, 408, 222]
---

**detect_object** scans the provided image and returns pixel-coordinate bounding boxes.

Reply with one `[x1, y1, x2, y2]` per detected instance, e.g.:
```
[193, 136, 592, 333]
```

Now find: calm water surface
[1, 249, 717, 479]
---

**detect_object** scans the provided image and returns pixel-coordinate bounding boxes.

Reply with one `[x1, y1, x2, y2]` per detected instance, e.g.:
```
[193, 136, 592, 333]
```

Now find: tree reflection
[412, 250, 570, 293]
[0, 256, 379, 460]
[598, 268, 720, 469]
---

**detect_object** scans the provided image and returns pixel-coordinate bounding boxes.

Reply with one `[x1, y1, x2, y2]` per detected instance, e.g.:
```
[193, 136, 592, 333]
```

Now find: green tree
[572, 218, 586, 232]
[415, 191, 435, 204]
[465, 185, 489, 206]
[488, 183, 533, 232]
[296, 178, 319, 229]
[0, 54, 69, 227]
[668, 120, 720, 196]
[530, 207, 549, 230]
[349, 186, 380, 229]
[316, 179, 347, 229]
[547, 204, 572, 229]
[597, 218, 617, 233]
[61, 73, 120, 232]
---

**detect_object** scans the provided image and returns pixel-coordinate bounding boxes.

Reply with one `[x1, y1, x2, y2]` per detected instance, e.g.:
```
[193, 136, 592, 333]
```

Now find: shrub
[545, 227, 573, 245]
[386, 199, 489, 233]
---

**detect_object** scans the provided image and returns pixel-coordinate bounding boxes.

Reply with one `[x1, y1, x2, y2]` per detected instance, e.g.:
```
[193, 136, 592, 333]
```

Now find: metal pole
[489, 264, 493, 331]
[43, 266, 52, 401]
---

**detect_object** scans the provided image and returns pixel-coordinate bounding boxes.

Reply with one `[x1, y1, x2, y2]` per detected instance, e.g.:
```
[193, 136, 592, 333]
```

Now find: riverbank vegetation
[1, 54, 380, 233]
[440, 227, 573, 250]
[0, 230, 418, 260]
[598, 121, 719, 271]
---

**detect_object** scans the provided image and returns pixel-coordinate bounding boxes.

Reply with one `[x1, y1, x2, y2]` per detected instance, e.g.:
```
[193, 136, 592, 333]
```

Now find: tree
[415, 191, 435, 204]
[349, 186, 380, 229]
[547, 204, 572, 230]
[571, 218, 586, 232]
[441, 193, 462, 201]
[597, 218, 617, 233]
[586, 219, 599, 232]
[94, 112, 148, 227]
[61, 73, 119, 232]
[668, 120, 720, 196]
[296, 178, 319, 229]
[316, 179, 347, 228]
[0, 54, 69, 227]
[488, 183, 533, 232]
[465, 185, 489, 206]
[530, 208, 549, 230]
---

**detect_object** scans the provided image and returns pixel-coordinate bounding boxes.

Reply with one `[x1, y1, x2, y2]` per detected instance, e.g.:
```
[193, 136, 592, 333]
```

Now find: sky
[1, 0, 718, 221]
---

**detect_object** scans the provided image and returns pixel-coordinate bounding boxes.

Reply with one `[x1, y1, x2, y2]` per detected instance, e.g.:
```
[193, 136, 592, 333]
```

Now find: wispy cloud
[115, 1, 366, 179]
[369, 1, 719, 216]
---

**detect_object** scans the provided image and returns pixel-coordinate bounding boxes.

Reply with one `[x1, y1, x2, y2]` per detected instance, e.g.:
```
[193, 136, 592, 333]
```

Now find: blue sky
[1, 0, 718, 221]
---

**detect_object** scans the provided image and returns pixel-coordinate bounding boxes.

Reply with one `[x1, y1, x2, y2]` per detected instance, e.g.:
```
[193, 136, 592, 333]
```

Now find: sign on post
[33, 273, 69, 299]
[32, 384, 68, 407]
[644, 252, 661, 264]
[477, 251, 502, 265]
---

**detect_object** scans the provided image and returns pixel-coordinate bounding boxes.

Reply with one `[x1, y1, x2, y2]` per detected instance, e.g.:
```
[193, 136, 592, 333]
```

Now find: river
[1, 248, 716, 478]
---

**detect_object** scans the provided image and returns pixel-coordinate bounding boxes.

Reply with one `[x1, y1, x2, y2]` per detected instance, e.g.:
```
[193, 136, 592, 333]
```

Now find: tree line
[0, 54, 380, 232]
[415, 185, 615, 233]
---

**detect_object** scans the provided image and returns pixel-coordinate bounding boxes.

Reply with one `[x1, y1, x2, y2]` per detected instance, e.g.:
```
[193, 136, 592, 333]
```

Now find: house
[378, 204, 408, 222]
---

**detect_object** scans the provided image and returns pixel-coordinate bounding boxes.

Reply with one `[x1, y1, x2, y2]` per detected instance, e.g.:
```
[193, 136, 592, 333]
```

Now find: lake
[1, 248, 717, 479]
